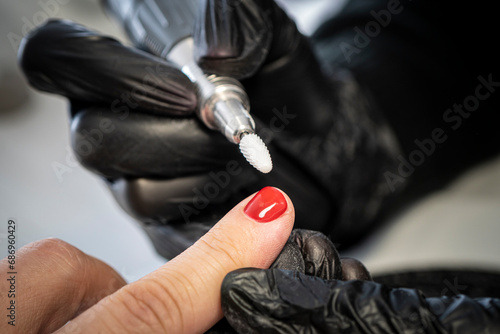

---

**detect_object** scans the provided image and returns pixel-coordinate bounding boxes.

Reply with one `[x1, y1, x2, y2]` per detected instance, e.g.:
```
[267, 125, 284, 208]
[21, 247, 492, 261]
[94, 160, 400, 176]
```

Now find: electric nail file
[104, 0, 273, 173]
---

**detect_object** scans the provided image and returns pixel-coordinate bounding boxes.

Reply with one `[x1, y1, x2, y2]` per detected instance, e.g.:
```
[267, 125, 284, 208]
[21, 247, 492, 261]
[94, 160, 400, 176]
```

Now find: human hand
[219, 230, 500, 333]
[19, 0, 399, 259]
[0, 187, 294, 334]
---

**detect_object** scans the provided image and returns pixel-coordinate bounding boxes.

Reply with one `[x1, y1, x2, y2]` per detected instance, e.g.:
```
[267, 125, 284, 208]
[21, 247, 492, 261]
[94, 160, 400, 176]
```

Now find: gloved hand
[19, 0, 399, 259]
[217, 229, 500, 333]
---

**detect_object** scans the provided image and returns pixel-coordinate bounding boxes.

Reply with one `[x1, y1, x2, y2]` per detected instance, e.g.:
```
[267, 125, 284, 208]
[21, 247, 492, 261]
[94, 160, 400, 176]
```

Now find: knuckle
[25, 237, 81, 258]
[22, 238, 88, 277]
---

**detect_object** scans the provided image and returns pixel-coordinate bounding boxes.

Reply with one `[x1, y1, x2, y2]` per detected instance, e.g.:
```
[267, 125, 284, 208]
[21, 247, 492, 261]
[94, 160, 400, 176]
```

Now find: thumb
[57, 187, 294, 334]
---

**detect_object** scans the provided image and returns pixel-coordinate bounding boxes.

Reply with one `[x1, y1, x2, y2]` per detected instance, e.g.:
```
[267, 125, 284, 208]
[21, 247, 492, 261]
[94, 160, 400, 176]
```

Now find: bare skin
[0, 189, 294, 334]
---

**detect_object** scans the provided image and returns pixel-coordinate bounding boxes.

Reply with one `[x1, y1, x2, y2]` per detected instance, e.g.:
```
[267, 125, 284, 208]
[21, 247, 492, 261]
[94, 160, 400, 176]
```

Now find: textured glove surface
[217, 230, 500, 334]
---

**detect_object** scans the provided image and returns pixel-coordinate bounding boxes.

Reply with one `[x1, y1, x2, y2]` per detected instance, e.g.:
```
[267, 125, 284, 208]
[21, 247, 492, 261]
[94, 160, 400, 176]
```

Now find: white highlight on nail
[259, 203, 277, 219]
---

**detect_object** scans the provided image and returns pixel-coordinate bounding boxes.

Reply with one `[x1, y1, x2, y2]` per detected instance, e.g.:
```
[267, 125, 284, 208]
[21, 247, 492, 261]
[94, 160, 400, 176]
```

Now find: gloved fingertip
[291, 229, 343, 280]
[341, 257, 373, 281]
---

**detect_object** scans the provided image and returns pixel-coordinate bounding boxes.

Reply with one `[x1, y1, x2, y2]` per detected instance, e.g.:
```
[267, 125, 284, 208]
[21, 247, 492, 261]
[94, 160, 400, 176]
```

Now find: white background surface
[1, 0, 499, 285]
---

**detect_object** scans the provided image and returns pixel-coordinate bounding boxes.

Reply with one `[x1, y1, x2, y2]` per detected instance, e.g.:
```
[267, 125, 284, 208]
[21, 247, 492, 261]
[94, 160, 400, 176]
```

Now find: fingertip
[341, 258, 373, 281]
[112, 187, 295, 333]
[220, 187, 295, 269]
[243, 187, 292, 223]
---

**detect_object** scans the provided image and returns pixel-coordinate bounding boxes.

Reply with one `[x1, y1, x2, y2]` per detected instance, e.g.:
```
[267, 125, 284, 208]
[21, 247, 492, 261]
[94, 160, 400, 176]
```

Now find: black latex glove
[19, 0, 399, 259]
[218, 230, 500, 333]
[311, 0, 500, 199]
[208, 229, 371, 333]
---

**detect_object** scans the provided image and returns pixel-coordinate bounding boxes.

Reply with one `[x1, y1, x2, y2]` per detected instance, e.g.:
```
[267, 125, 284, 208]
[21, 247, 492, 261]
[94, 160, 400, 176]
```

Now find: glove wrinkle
[428, 296, 500, 333]
[290, 230, 342, 280]
[270, 230, 343, 281]
[221, 269, 466, 333]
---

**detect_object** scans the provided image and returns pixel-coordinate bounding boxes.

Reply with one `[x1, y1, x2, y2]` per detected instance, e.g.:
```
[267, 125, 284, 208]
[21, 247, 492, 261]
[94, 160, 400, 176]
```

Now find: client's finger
[0, 238, 126, 334]
[57, 187, 295, 334]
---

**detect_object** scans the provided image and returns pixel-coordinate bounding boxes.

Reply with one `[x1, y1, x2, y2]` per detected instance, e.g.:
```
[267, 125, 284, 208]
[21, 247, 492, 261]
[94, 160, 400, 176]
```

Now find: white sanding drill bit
[239, 133, 273, 174]
[168, 39, 273, 174]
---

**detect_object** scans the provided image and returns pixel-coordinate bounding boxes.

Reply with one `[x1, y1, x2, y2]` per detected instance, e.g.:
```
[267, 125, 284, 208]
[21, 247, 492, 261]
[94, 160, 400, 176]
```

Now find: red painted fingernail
[244, 187, 287, 223]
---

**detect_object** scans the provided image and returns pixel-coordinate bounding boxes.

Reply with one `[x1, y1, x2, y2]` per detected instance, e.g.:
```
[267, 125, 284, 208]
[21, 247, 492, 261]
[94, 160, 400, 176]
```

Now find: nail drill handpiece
[104, 0, 273, 173]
